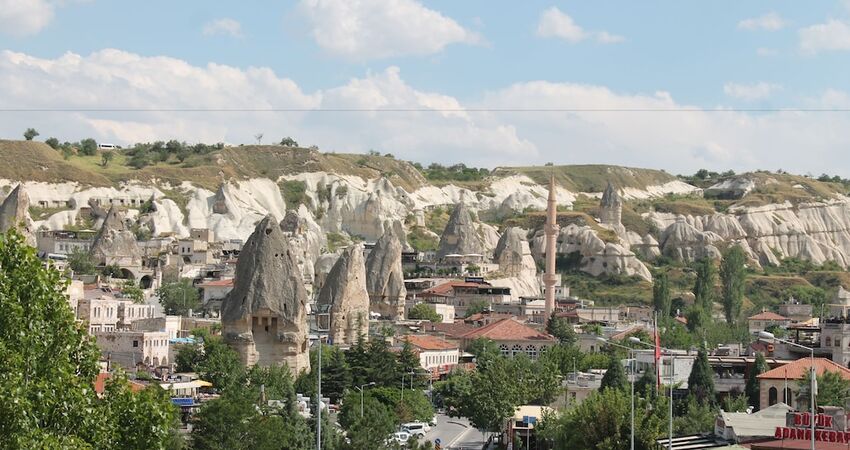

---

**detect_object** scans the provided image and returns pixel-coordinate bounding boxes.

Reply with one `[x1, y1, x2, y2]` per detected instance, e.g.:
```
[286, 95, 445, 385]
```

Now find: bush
[79, 138, 98, 156]
[280, 180, 308, 208]
[23, 128, 39, 141]
[45, 137, 60, 149]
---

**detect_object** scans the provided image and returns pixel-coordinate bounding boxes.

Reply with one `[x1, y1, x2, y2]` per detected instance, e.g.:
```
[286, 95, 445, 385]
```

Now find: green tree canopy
[0, 228, 177, 448]
[653, 271, 671, 318]
[687, 350, 716, 406]
[156, 279, 201, 315]
[600, 354, 629, 392]
[546, 312, 577, 345]
[692, 257, 717, 316]
[720, 245, 747, 324]
[23, 128, 39, 140]
[464, 299, 490, 318]
[746, 352, 769, 410]
[799, 369, 850, 410]
[408, 303, 442, 322]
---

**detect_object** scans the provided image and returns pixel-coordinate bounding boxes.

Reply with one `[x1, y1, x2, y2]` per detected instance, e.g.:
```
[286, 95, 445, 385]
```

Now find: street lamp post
[759, 330, 816, 450]
[597, 337, 636, 450]
[355, 382, 376, 418]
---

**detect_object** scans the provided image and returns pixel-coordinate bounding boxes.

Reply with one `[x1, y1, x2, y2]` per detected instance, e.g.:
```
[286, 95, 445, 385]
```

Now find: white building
[77, 297, 123, 333]
[403, 335, 460, 379]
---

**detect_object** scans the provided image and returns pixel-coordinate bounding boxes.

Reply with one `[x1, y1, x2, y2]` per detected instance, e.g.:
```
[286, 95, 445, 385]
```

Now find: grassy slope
[494, 164, 677, 192]
[0, 141, 426, 191]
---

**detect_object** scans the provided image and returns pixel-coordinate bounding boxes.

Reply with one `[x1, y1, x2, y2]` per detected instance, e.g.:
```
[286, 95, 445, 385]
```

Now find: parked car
[429, 416, 437, 427]
[401, 422, 429, 437]
[391, 431, 411, 444]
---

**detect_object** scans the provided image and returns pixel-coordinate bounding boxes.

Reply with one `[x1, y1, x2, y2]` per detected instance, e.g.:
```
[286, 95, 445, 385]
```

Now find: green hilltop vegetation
[493, 164, 678, 192]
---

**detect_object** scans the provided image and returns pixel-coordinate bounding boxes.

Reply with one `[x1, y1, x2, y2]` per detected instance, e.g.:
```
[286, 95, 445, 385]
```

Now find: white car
[391, 431, 410, 444]
[401, 422, 429, 437]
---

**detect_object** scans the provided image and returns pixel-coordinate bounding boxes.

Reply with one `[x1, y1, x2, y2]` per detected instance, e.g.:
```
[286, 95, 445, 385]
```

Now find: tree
[546, 312, 576, 345]
[799, 369, 850, 410]
[635, 368, 658, 398]
[296, 344, 352, 404]
[101, 150, 114, 167]
[192, 390, 260, 450]
[693, 258, 716, 314]
[674, 395, 716, 435]
[366, 337, 401, 388]
[99, 374, 178, 449]
[687, 350, 716, 406]
[79, 138, 98, 156]
[68, 248, 97, 274]
[600, 355, 628, 392]
[254, 133, 264, 144]
[467, 337, 500, 362]
[157, 279, 201, 315]
[398, 340, 426, 389]
[120, 279, 145, 303]
[23, 128, 39, 140]
[408, 303, 441, 322]
[280, 136, 299, 147]
[45, 137, 60, 149]
[653, 271, 671, 318]
[464, 299, 490, 317]
[195, 337, 243, 393]
[746, 352, 769, 409]
[342, 395, 397, 450]
[0, 228, 177, 447]
[720, 246, 746, 324]
[539, 388, 666, 450]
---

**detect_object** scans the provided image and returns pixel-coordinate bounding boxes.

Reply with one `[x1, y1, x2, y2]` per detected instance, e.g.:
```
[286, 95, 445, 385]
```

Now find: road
[421, 414, 489, 450]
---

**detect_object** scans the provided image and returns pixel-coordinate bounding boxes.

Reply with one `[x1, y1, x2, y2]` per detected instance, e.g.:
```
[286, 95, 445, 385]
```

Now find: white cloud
[0, 0, 54, 36]
[723, 82, 782, 101]
[4, 49, 850, 175]
[738, 12, 786, 31]
[799, 19, 850, 53]
[536, 7, 624, 44]
[297, 0, 481, 60]
[202, 18, 243, 38]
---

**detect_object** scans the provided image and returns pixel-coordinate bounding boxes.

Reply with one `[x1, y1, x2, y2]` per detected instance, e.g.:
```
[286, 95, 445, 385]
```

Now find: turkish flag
[655, 327, 662, 388]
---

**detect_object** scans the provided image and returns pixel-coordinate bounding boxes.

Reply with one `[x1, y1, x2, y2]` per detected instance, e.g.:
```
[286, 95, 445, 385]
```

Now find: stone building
[315, 244, 370, 346]
[94, 330, 170, 369]
[220, 216, 310, 375]
[757, 358, 850, 411]
[459, 318, 556, 359]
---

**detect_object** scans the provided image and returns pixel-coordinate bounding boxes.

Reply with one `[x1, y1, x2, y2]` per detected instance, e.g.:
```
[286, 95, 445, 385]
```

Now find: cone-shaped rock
[0, 184, 36, 246]
[221, 215, 310, 374]
[315, 244, 369, 345]
[436, 202, 484, 260]
[365, 228, 406, 319]
[212, 184, 229, 214]
[89, 206, 141, 267]
[494, 227, 534, 277]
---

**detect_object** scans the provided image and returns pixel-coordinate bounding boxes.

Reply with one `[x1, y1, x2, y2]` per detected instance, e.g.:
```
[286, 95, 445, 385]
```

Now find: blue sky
[2, 0, 850, 175]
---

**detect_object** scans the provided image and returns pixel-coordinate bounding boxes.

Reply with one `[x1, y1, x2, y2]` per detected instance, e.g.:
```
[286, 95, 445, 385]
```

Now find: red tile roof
[460, 318, 555, 342]
[757, 357, 850, 380]
[748, 311, 788, 321]
[421, 281, 490, 296]
[94, 372, 147, 395]
[404, 335, 459, 351]
[423, 321, 476, 339]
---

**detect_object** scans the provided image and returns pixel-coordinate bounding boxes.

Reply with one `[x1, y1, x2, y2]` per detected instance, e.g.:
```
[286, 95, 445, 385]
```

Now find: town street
[422, 414, 489, 449]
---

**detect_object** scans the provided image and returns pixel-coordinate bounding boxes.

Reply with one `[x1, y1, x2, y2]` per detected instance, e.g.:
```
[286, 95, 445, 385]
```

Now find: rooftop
[198, 278, 234, 288]
[757, 357, 850, 380]
[748, 311, 788, 321]
[460, 318, 555, 342]
[403, 335, 459, 351]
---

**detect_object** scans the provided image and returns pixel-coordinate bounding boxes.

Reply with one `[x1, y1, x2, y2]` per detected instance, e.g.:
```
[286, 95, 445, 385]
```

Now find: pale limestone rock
[89, 206, 142, 267]
[704, 177, 756, 199]
[281, 205, 327, 287]
[632, 234, 661, 261]
[365, 228, 406, 319]
[315, 244, 369, 345]
[489, 227, 541, 299]
[659, 218, 722, 262]
[541, 223, 652, 281]
[313, 253, 341, 296]
[221, 215, 310, 375]
[437, 202, 485, 259]
[0, 185, 36, 246]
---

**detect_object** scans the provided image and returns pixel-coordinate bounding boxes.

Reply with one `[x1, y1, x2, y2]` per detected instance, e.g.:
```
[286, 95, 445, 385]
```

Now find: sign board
[775, 411, 850, 444]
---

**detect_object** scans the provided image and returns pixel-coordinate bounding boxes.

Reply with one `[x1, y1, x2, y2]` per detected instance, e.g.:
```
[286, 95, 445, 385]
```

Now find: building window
[133, 340, 139, 348]
[499, 344, 509, 357]
[827, 337, 832, 347]
[526, 345, 538, 359]
[769, 387, 778, 406]
[511, 344, 523, 357]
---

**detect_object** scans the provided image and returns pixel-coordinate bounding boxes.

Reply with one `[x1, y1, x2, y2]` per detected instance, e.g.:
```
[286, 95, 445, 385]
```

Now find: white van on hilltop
[98, 143, 118, 150]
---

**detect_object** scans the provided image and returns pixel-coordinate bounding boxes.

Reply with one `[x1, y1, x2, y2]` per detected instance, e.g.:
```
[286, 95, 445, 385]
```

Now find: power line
[1, 107, 850, 113]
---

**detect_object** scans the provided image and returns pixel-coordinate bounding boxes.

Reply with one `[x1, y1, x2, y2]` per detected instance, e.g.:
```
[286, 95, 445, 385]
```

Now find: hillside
[0, 141, 426, 191]
[493, 164, 677, 192]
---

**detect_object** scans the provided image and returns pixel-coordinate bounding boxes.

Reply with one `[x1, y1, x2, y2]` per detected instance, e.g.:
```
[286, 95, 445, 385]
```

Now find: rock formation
[658, 217, 723, 262]
[313, 253, 341, 296]
[281, 205, 327, 288]
[221, 215, 310, 374]
[212, 184, 229, 214]
[599, 182, 624, 234]
[489, 227, 542, 300]
[437, 202, 485, 260]
[0, 184, 36, 246]
[532, 223, 652, 282]
[315, 244, 369, 345]
[365, 228, 407, 319]
[89, 206, 142, 267]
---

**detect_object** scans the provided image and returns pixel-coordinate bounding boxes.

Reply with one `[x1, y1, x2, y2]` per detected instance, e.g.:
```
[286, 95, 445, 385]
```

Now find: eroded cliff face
[645, 199, 850, 268]
[0, 184, 36, 246]
[490, 227, 542, 299]
[315, 244, 369, 346]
